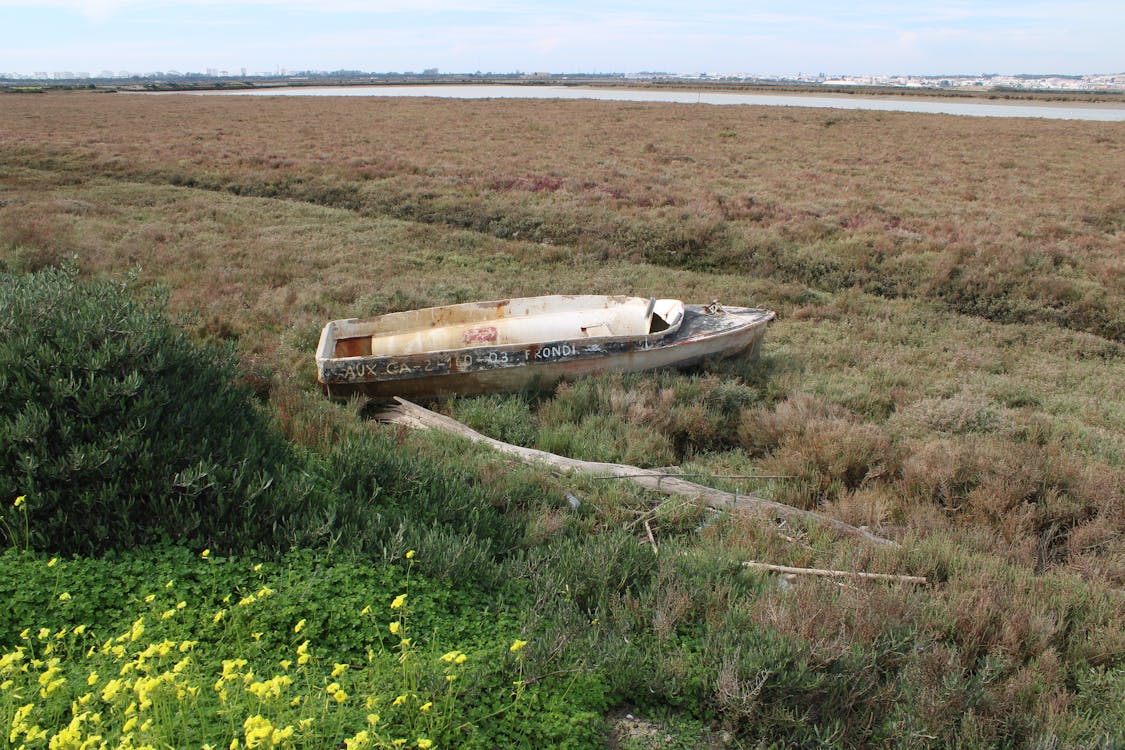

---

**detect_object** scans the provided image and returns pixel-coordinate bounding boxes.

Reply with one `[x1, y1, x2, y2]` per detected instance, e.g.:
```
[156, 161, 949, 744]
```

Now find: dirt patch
[605, 708, 733, 749]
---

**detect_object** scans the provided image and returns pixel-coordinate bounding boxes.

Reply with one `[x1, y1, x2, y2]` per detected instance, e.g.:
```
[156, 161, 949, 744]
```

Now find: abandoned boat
[316, 295, 775, 400]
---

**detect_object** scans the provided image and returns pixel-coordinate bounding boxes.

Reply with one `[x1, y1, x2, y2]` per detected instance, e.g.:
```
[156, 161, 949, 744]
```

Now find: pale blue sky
[1, 1, 1121, 77]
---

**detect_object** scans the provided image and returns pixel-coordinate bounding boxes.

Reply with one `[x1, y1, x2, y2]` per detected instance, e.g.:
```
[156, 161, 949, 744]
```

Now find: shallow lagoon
[179, 84, 1125, 121]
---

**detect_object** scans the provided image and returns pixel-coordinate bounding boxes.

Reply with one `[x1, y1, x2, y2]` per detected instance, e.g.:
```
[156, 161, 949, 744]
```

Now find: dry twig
[742, 561, 926, 584]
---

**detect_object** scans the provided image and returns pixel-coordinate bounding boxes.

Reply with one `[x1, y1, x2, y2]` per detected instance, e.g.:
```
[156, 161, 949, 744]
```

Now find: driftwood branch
[588, 473, 796, 480]
[377, 397, 897, 547]
[743, 561, 926, 584]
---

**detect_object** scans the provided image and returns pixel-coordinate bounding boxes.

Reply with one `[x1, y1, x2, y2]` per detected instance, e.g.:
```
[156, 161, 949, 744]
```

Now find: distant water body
[181, 84, 1125, 121]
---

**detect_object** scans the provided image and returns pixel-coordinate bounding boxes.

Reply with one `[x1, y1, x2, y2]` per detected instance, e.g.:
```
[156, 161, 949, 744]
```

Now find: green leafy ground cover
[0, 547, 608, 749]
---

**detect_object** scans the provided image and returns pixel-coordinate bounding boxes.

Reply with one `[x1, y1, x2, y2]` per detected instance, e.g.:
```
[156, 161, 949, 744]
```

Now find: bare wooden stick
[589, 473, 796, 480]
[743, 561, 926, 584]
[377, 397, 898, 547]
[643, 520, 659, 555]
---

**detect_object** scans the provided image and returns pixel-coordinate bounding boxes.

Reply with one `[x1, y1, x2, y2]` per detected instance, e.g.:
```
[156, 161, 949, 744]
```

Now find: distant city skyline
[1, 1, 1122, 79]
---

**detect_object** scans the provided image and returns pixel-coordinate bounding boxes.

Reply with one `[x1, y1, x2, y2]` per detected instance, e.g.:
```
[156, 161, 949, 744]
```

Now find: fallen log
[743, 561, 926, 584]
[377, 397, 898, 547]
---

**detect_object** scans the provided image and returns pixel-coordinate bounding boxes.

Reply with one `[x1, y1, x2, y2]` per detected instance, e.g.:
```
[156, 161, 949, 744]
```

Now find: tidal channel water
[177, 84, 1125, 121]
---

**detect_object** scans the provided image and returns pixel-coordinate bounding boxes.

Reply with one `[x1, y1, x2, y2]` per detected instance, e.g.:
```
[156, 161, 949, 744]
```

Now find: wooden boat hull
[317, 298, 774, 400]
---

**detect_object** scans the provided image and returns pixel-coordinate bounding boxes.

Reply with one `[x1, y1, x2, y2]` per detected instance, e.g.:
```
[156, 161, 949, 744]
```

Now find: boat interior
[326, 296, 685, 359]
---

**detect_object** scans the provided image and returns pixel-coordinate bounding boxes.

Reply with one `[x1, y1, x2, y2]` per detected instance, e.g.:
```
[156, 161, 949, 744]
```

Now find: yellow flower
[11, 701, 33, 726]
[509, 639, 528, 653]
[360, 605, 371, 616]
[344, 730, 370, 749]
[122, 716, 137, 733]
[58, 592, 71, 601]
[13, 495, 25, 508]
[334, 689, 349, 704]
[144, 594, 156, 604]
[87, 671, 98, 686]
[243, 715, 273, 749]
[252, 563, 263, 572]
[366, 713, 380, 725]
[388, 621, 401, 636]
[293, 619, 306, 633]
[390, 594, 407, 610]
[419, 701, 432, 712]
[296, 640, 311, 665]
[392, 694, 407, 706]
[213, 609, 226, 624]
[201, 549, 211, 558]
[455, 653, 467, 665]
[48, 557, 58, 568]
[418, 739, 433, 749]
[405, 550, 415, 559]
[331, 663, 348, 678]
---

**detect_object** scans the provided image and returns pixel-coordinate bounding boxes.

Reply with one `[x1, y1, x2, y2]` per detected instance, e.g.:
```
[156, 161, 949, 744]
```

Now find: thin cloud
[2, 0, 1120, 75]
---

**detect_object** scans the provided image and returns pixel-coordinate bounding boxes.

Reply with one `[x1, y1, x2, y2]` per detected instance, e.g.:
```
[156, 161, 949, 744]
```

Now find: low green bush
[0, 266, 312, 554]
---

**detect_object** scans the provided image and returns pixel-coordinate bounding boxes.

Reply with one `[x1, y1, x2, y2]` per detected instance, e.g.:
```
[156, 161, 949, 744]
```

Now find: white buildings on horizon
[1, 69, 1123, 92]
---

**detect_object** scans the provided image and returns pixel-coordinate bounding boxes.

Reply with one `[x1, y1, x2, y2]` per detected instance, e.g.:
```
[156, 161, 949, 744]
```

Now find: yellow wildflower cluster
[2, 620, 204, 749]
[237, 586, 275, 608]
[0, 550, 529, 750]
[242, 714, 295, 748]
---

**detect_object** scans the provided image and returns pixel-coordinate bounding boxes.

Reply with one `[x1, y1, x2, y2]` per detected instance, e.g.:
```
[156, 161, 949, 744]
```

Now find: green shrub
[0, 266, 311, 554]
[450, 394, 539, 447]
[535, 372, 761, 465]
[297, 431, 526, 589]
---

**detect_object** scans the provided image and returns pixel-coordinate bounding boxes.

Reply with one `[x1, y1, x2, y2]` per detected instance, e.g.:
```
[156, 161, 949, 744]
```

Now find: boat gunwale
[333, 294, 658, 338]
